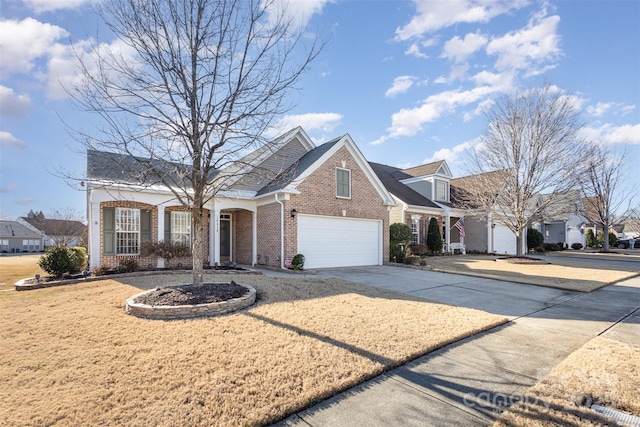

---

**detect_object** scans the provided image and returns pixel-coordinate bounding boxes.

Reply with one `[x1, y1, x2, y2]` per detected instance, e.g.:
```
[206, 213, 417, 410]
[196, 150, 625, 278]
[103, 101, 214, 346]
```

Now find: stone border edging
[14, 268, 262, 291]
[125, 283, 256, 320]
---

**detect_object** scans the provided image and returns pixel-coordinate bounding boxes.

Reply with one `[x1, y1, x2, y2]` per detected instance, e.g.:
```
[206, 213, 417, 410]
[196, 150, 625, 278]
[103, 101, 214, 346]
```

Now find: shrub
[586, 229, 597, 247]
[597, 231, 617, 247]
[38, 245, 82, 278]
[291, 254, 305, 270]
[527, 228, 544, 250]
[69, 246, 88, 272]
[571, 242, 583, 250]
[141, 240, 191, 261]
[404, 255, 420, 265]
[426, 217, 442, 254]
[408, 244, 429, 256]
[543, 243, 561, 252]
[118, 258, 139, 273]
[390, 223, 412, 263]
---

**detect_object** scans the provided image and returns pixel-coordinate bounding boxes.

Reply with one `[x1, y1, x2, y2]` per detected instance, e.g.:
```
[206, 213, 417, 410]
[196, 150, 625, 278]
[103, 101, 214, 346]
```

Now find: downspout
[275, 194, 284, 269]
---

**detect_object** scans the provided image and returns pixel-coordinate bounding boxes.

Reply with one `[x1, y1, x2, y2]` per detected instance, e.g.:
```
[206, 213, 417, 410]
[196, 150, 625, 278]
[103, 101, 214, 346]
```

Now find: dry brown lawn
[494, 336, 640, 426]
[0, 254, 46, 291]
[425, 255, 640, 292]
[0, 273, 506, 426]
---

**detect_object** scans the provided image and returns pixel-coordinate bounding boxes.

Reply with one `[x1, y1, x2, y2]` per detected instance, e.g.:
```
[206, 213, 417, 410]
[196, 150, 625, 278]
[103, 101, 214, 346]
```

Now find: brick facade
[98, 201, 209, 269]
[256, 203, 281, 267]
[232, 210, 253, 265]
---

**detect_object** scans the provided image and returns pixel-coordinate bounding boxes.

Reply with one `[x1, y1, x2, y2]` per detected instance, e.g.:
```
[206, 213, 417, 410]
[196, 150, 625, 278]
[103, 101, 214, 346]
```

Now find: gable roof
[0, 220, 42, 239]
[402, 160, 451, 178]
[369, 162, 441, 208]
[20, 216, 86, 237]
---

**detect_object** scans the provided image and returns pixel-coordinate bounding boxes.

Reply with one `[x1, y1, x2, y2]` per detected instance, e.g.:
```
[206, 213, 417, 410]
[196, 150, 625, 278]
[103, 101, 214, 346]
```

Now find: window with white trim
[336, 168, 351, 198]
[115, 208, 140, 255]
[22, 239, 40, 251]
[411, 218, 419, 244]
[436, 180, 448, 202]
[171, 211, 191, 246]
[0, 239, 8, 251]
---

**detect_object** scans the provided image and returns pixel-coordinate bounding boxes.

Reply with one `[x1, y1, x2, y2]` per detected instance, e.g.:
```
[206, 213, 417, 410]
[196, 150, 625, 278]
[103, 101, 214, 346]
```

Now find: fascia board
[404, 204, 444, 216]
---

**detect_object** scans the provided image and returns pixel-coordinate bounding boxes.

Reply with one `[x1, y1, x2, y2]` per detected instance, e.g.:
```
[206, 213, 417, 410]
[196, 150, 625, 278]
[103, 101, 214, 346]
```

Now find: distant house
[450, 170, 518, 255]
[529, 192, 588, 248]
[18, 211, 87, 248]
[369, 160, 466, 252]
[0, 220, 44, 253]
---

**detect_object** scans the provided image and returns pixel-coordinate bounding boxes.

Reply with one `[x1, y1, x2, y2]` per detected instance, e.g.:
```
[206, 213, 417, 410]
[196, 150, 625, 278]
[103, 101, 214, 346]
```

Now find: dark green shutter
[141, 210, 151, 243]
[164, 212, 171, 242]
[103, 207, 115, 255]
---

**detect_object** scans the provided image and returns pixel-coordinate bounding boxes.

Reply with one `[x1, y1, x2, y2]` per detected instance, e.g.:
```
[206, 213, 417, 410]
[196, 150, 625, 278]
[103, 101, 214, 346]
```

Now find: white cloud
[385, 76, 416, 97]
[0, 183, 18, 194]
[423, 140, 475, 164]
[0, 131, 26, 149]
[0, 17, 69, 75]
[486, 11, 561, 72]
[405, 42, 428, 58]
[263, 0, 335, 29]
[395, 0, 529, 40]
[268, 112, 343, 137]
[22, 0, 99, 13]
[442, 32, 488, 63]
[0, 86, 32, 118]
[587, 102, 636, 117]
[580, 123, 640, 145]
[372, 85, 503, 145]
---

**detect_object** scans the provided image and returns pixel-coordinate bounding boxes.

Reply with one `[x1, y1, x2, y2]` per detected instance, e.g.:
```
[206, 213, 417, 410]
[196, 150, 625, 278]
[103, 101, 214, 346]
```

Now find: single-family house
[450, 170, 518, 255]
[529, 192, 587, 248]
[0, 220, 44, 253]
[86, 128, 395, 271]
[369, 161, 466, 252]
[18, 211, 87, 248]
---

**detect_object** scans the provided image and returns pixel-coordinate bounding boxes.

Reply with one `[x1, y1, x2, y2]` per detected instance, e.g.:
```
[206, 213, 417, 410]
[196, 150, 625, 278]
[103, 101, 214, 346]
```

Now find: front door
[220, 217, 231, 261]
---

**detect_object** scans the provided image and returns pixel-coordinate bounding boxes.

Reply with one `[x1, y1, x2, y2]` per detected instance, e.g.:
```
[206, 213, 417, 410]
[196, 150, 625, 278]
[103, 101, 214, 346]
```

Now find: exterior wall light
[291, 209, 297, 218]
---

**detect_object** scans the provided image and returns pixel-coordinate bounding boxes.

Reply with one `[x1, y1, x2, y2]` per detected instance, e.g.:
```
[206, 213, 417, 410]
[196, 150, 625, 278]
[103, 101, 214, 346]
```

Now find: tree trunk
[516, 230, 523, 256]
[603, 217, 610, 252]
[192, 205, 205, 285]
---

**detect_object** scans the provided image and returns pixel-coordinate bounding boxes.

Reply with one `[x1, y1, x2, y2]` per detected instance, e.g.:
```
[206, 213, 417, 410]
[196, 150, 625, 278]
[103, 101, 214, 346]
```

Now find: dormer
[399, 160, 453, 204]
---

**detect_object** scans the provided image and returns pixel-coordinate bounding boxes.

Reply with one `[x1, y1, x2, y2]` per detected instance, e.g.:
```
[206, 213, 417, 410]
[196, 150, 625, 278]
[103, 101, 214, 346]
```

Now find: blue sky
[1, 0, 639, 220]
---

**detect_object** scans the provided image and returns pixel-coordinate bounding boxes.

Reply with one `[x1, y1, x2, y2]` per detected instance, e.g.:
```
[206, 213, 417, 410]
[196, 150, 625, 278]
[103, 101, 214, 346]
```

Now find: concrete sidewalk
[267, 266, 640, 426]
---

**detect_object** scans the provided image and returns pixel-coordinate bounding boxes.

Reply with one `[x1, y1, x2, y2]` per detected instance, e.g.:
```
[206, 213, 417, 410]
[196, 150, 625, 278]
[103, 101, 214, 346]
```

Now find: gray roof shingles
[369, 162, 441, 208]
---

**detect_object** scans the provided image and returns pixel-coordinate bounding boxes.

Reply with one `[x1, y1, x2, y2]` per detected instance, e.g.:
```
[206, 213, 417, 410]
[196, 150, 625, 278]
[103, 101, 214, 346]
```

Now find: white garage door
[493, 224, 517, 255]
[297, 214, 381, 269]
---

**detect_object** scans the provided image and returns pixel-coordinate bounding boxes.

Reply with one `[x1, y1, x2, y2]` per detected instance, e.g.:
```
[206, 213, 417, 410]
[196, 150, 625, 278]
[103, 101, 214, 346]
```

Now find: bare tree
[581, 143, 635, 251]
[69, 0, 322, 284]
[465, 85, 586, 256]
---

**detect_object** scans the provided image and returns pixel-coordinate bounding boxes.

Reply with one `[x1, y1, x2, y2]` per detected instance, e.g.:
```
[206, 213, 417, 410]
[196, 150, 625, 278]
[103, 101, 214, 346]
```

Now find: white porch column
[445, 214, 451, 251]
[213, 209, 221, 265]
[487, 213, 494, 253]
[88, 190, 101, 269]
[252, 211, 257, 266]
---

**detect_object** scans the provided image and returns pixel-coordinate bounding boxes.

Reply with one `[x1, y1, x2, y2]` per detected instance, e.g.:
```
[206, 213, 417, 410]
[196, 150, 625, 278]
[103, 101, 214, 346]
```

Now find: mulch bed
[134, 281, 248, 306]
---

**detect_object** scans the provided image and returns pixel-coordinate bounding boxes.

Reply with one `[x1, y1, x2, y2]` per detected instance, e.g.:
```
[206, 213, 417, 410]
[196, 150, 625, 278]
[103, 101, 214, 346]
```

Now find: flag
[454, 218, 465, 238]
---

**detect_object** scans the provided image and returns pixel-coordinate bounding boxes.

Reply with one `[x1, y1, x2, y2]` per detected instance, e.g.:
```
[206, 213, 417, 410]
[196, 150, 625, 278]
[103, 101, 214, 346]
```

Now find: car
[616, 237, 640, 249]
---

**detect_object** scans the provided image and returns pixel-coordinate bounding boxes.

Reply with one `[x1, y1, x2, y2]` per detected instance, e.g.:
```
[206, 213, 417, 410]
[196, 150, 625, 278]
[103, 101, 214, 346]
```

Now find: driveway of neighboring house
[268, 263, 640, 426]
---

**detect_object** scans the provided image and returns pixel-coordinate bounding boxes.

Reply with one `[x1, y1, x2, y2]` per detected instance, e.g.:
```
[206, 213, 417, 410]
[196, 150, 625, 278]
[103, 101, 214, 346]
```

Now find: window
[336, 168, 351, 198]
[411, 218, 419, 244]
[436, 180, 448, 201]
[22, 239, 40, 251]
[115, 208, 140, 255]
[0, 239, 8, 251]
[171, 211, 191, 246]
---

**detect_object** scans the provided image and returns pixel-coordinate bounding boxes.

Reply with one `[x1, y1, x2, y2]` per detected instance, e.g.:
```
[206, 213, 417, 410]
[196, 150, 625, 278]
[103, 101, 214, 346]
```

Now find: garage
[492, 224, 517, 255]
[297, 214, 382, 269]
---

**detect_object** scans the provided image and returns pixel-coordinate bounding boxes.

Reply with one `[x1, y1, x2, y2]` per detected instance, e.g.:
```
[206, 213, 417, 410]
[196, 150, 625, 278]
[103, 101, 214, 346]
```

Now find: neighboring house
[86, 128, 395, 270]
[0, 220, 44, 253]
[529, 192, 588, 248]
[18, 211, 87, 248]
[369, 161, 466, 251]
[450, 171, 518, 255]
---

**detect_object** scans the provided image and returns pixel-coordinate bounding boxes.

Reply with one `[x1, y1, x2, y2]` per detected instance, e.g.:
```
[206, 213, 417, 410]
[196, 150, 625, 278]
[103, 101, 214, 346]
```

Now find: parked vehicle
[616, 237, 640, 249]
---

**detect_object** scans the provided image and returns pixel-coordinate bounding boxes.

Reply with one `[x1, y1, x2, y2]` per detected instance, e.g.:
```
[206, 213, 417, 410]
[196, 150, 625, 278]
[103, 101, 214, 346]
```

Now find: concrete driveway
[268, 264, 640, 426]
[313, 265, 580, 320]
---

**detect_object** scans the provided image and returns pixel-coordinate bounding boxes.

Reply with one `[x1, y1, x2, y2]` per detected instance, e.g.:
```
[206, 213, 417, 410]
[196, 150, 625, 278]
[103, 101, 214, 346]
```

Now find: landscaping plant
[38, 245, 84, 278]
[427, 217, 443, 255]
[291, 254, 305, 270]
[527, 228, 544, 251]
[390, 223, 412, 263]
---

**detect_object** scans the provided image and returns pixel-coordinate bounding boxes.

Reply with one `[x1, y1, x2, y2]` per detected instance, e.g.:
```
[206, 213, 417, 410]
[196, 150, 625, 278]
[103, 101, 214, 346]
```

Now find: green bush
[291, 254, 305, 270]
[390, 223, 412, 263]
[543, 243, 561, 252]
[69, 246, 88, 272]
[586, 229, 596, 247]
[426, 217, 443, 254]
[38, 245, 83, 278]
[571, 242, 583, 250]
[527, 228, 544, 250]
[597, 231, 617, 247]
